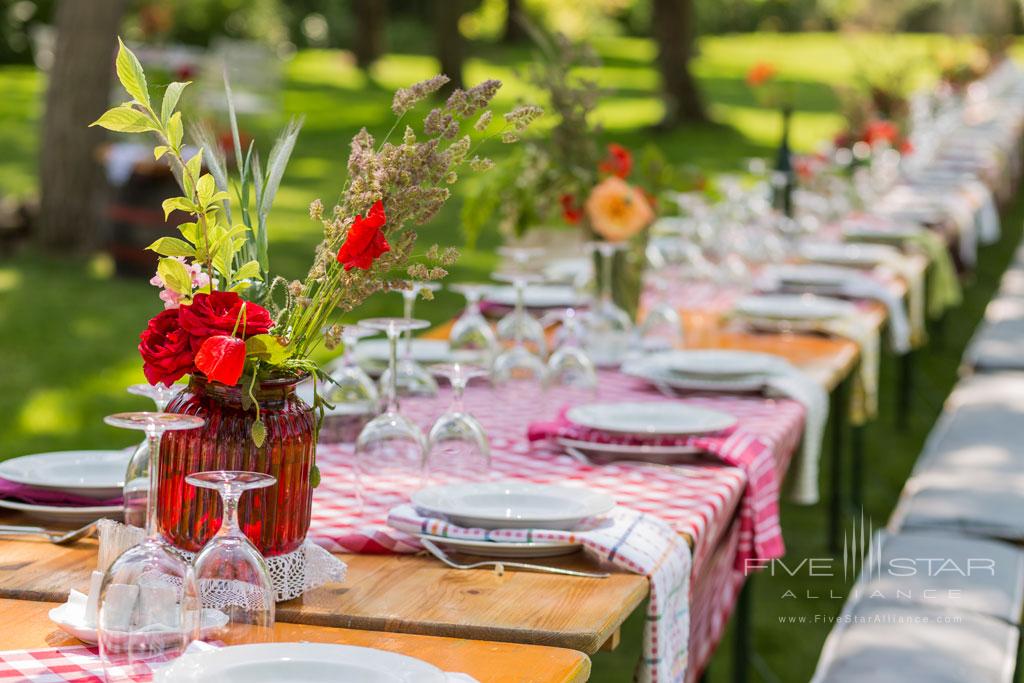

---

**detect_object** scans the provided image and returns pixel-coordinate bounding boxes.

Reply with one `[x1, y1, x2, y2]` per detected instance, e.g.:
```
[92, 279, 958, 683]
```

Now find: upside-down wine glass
[546, 308, 599, 401]
[494, 270, 548, 357]
[326, 324, 380, 413]
[123, 383, 183, 529]
[187, 470, 277, 646]
[425, 363, 491, 483]
[448, 283, 498, 367]
[380, 282, 440, 397]
[98, 411, 205, 681]
[584, 241, 634, 367]
[355, 317, 430, 508]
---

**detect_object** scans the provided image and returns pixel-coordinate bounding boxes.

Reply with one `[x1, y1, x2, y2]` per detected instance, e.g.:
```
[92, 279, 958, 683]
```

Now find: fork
[0, 521, 98, 545]
[419, 538, 609, 578]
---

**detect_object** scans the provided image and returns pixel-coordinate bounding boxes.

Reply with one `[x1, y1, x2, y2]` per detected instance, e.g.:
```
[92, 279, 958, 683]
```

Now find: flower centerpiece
[461, 27, 658, 319]
[92, 39, 539, 556]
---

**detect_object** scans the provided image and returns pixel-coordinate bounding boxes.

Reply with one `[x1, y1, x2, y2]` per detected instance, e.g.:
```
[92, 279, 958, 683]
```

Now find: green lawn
[0, 31, 1016, 682]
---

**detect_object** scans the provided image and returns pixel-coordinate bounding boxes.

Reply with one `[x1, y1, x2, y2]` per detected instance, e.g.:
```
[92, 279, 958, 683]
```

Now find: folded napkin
[528, 407, 783, 562]
[760, 266, 911, 355]
[0, 477, 121, 507]
[389, 504, 692, 683]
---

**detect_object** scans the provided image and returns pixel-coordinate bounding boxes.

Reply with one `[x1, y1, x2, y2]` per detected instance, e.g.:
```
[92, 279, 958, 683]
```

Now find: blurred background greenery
[0, 1, 1021, 680]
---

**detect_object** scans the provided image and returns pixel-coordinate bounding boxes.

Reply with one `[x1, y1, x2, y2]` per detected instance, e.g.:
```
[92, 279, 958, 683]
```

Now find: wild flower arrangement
[92, 38, 539, 446]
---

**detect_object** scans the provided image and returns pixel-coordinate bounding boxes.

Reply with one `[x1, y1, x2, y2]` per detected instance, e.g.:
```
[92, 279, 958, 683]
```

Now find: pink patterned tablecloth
[307, 370, 804, 574]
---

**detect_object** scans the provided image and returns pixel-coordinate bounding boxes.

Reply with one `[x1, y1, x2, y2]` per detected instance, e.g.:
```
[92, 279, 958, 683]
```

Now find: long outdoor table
[0, 598, 591, 683]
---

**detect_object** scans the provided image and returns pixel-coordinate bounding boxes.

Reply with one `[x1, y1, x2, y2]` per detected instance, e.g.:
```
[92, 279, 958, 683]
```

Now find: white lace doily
[97, 520, 347, 604]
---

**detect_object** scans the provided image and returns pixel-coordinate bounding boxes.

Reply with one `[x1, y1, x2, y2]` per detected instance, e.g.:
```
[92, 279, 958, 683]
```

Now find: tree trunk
[652, 0, 706, 128]
[352, 0, 386, 71]
[37, 0, 127, 252]
[502, 0, 527, 43]
[435, 0, 465, 93]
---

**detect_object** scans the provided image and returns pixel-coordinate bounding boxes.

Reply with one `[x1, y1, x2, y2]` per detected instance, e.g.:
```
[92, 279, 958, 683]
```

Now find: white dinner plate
[154, 643, 447, 683]
[412, 481, 614, 530]
[798, 241, 901, 267]
[622, 350, 779, 393]
[355, 338, 452, 365]
[418, 532, 581, 558]
[0, 499, 122, 524]
[766, 264, 859, 288]
[543, 257, 593, 284]
[484, 285, 586, 309]
[566, 402, 736, 437]
[0, 450, 130, 499]
[733, 294, 857, 321]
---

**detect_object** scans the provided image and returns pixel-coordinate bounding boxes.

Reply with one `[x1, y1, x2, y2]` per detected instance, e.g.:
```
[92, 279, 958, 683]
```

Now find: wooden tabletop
[0, 516, 647, 655]
[0, 598, 590, 683]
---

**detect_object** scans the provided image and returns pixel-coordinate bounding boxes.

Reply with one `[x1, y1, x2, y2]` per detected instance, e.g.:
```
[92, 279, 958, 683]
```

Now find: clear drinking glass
[187, 470, 277, 646]
[448, 283, 498, 366]
[380, 282, 440, 397]
[326, 324, 380, 413]
[638, 279, 684, 352]
[425, 363, 491, 482]
[584, 242, 634, 366]
[355, 318, 430, 506]
[494, 270, 548, 357]
[98, 411, 205, 681]
[546, 308, 598, 398]
[123, 383, 183, 528]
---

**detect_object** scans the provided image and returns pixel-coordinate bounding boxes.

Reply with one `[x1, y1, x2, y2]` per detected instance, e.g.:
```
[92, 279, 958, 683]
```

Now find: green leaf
[89, 105, 156, 133]
[229, 281, 252, 292]
[115, 38, 150, 108]
[161, 196, 196, 220]
[166, 111, 183, 151]
[160, 81, 190, 125]
[147, 236, 195, 257]
[251, 419, 266, 448]
[235, 260, 262, 281]
[196, 174, 216, 207]
[153, 145, 169, 160]
[178, 222, 199, 243]
[310, 464, 321, 488]
[245, 334, 291, 364]
[185, 148, 203, 184]
[156, 257, 193, 295]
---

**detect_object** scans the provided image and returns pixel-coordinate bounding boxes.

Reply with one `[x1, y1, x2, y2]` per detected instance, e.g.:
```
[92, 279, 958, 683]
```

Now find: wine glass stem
[385, 326, 400, 413]
[513, 280, 525, 345]
[144, 427, 162, 540]
[217, 487, 242, 538]
[403, 292, 415, 357]
[451, 375, 466, 412]
[466, 292, 481, 317]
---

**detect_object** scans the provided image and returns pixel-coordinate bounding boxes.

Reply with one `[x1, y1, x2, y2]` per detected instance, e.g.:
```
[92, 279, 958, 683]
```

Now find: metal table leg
[896, 349, 914, 431]
[829, 378, 847, 554]
[733, 577, 753, 683]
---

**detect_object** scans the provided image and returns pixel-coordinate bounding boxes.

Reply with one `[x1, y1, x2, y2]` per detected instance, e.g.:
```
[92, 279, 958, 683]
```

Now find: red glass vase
[158, 374, 315, 556]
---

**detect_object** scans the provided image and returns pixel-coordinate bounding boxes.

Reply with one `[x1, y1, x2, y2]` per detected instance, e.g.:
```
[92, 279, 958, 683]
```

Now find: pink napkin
[527, 406, 785, 562]
[0, 478, 121, 507]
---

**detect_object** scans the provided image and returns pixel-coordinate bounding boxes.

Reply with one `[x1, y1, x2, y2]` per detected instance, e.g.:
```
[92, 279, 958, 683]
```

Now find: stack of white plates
[733, 294, 857, 327]
[354, 338, 452, 373]
[623, 350, 783, 393]
[483, 284, 586, 309]
[555, 401, 737, 464]
[0, 450, 128, 523]
[798, 241, 901, 268]
[410, 481, 615, 557]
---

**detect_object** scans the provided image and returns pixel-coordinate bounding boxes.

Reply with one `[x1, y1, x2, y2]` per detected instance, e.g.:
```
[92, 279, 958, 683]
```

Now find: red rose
[598, 143, 632, 179]
[336, 200, 390, 271]
[139, 308, 195, 386]
[178, 291, 273, 351]
[194, 335, 247, 386]
[862, 119, 899, 146]
[560, 194, 583, 224]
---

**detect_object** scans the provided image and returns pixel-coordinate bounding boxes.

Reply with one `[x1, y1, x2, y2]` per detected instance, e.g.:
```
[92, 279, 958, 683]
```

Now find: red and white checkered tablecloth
[307, 370, 804, 573]
[0, 645, 151, 682]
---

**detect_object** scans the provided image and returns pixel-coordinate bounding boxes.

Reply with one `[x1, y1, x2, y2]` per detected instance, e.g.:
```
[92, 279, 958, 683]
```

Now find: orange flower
[746, 61, 777, 87]
[584, 177, 654, 242]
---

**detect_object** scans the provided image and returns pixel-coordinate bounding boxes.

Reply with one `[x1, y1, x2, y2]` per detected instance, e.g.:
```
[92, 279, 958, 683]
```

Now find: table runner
[307, 370, 804, 573]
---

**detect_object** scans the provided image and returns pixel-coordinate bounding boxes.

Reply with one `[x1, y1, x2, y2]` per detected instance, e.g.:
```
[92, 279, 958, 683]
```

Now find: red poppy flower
[746, 61, 777, 87]
[598, 143, 633, 179]
[178, 291, 273, 352]
[139, 308, 195, 386]
[194, 335, 247, 386]
[862, 119, 899, 146]
[560, 194, 583, 224]
[337, 200, 390, 271]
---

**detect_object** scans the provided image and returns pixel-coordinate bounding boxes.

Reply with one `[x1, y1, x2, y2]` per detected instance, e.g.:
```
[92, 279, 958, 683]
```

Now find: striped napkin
[388, 504, 692, 683]
[527, 407, 784, 562]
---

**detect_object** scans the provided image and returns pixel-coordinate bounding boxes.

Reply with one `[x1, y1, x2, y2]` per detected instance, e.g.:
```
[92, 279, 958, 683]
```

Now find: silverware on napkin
[420, 538, 609, 579]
